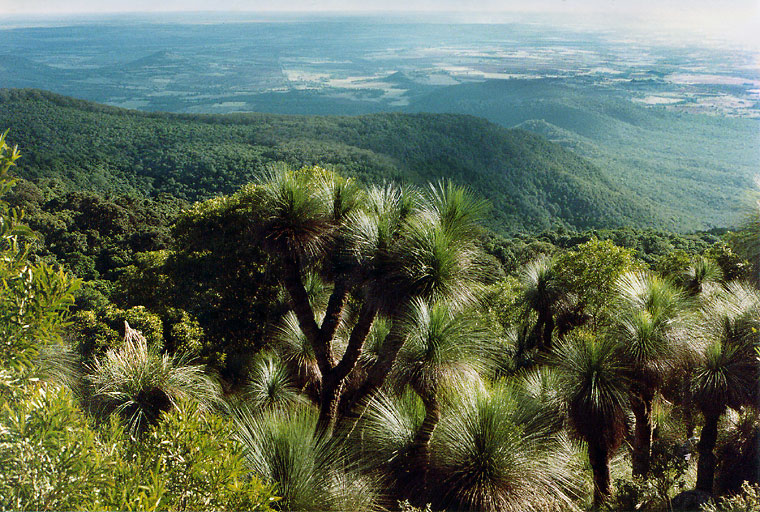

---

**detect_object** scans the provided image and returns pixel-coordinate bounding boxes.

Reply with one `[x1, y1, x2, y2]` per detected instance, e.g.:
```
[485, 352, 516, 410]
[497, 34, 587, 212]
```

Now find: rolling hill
[0, 88, 665, 234]
[407, 78, 760, 231]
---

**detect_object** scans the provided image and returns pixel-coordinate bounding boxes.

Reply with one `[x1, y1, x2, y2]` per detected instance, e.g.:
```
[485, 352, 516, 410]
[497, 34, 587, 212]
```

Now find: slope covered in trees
[407, 78, 759, 231]
[0, 88, 664, 235]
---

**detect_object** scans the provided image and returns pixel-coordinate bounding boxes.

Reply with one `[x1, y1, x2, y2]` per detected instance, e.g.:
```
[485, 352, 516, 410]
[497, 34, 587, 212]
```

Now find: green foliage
[0, 383, 278, 511]
[128, 400, 279, 511]
[0, 384, 119, 511]
[0, 130, 81, 373]
[705, 242, 750, 282]
[612, 438, 692, 511]
[555, 238, 644, 322]
[409, 78, 757, 232]
[701, 482, 760, 512]
[0, 88, 676, 235]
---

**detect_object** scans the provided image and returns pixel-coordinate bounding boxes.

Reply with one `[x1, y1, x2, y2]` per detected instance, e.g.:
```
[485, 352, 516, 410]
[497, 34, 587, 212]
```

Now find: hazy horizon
[2, 1, 759, 48]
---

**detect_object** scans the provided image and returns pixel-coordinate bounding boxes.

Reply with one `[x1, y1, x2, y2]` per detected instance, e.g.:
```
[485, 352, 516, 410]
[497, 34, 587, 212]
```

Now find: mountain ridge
[0, 88, 664, 235]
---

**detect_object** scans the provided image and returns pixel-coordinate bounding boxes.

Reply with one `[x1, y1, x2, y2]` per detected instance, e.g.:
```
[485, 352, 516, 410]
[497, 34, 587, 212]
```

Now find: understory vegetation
[1, 129, 759, 512]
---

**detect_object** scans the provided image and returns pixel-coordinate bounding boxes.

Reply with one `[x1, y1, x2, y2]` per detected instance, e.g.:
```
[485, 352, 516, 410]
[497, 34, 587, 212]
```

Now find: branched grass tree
[244, 167, 487, 435]
[553, 330, 630, 507]
[691, 282, 760, 493]
[612, 271, 687, 477]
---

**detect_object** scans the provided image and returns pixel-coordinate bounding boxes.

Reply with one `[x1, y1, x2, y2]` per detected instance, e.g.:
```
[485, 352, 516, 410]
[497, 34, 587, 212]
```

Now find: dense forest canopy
[1, 88, 669, 235]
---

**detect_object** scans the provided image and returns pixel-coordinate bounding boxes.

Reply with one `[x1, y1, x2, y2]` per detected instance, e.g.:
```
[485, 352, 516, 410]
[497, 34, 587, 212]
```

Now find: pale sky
[1, 0, 758, 46]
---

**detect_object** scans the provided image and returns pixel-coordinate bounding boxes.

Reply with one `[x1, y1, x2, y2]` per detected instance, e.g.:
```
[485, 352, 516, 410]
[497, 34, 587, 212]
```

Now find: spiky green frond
[682, 256, 723, 296]
[391, 216, 482, 308]
[358, 315, 392, 369]
[519, 255, 564, 314]
[312, 171, 365, 224]
[272, 311, 321, 386]
[517, 365, 567, 433]
[351, 389, 426, 472]
[613, 271, 688, 386]
[392, 299, 494, 398]
[553, 331, 630, 452]
[245, 352, 306, 412]
[345, 183, 419, 267]
[257, 167, 335, 261]
[692, 340, 757, 416]
[616, 271, 685, 320]
[429, 380, 581, 512]
[233, 404, 383, 511]
[691, 282, 760, 415]
[423, 180, 488, 242]
[87, 323, 220, 434]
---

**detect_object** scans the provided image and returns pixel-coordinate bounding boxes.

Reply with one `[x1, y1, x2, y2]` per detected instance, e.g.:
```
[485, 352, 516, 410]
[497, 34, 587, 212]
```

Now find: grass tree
[427, 380, 581, 512]
[390, 299, 494, 475]
[247, 167, 488, 434]
[682, 256, 723, 298]
[519, 255, 565, 351]
[612, 270, 687, 477]
[691, 282, 760, 493]
[87, 321, 221, 434]
[244, 351, 305, 411]
[553, 330, 630, 507]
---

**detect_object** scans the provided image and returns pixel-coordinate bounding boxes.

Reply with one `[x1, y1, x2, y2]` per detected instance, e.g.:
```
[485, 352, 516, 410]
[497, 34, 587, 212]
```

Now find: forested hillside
[408, 78, 760, 230]
[0, 88, 664, 234]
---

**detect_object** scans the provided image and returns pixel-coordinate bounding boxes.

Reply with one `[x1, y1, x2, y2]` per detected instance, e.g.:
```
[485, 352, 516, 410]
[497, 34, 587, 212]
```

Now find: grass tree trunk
[340, 318, 404, 415]
[317, 374, 343, 437]
[542, 311, 555, 351]
[318, 303, 377, 436]
[587, 442, 612, 508]
[410, 392, 440, 468]
[631, 393, 654, 478]
[696, 413, 720, 493]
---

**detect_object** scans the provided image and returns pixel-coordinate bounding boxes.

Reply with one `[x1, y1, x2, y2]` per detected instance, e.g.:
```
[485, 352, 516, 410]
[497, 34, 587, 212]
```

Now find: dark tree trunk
[587, 442, 611, 508]
[317, 373, 343, 437]
[317, 302, 377, 435]
[341, 318, 404, 414]
[533, 309, 554, 351]
[410, 393, 440, 469]
[696, 413, 720, 493]
[318, 278, 351, 366]
[542, 312, 555, 351]
[281, 257, 323, 368]
[632, 394, 654, 478]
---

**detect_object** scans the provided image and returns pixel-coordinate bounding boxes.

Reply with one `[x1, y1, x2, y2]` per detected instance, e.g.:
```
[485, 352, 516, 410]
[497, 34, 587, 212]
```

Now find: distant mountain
[0, 88, 664, 234]
[123, 51, 188, 69]
[0, 55, 71, 87]
[407, 78, 760, 230]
